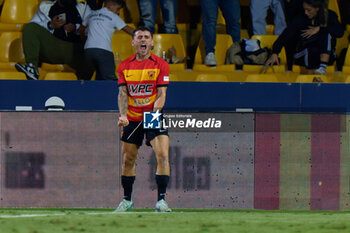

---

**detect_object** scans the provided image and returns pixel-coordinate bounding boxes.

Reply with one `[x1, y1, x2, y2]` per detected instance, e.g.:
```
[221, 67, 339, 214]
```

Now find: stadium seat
[342, 75, 350, 83]
[43, 72, 78, 80]
[243, 35, 287, 73]
[328, 0, 341, 22]
[342, 45, 350, 73]
[245, 74, 279, 82]
[0, 0, 39, 31]
[295, 74, 328, 83]
[193, 34, 235, 72]
[195, 74, 229, 82]
[0, 71, 26, 80]
[0, 32, 25, 71]
[265, 24, 275, 35]
[152, 34, 187, 71]
[111, 32, 134, 69]
[119, 0, 140, 24]
[293, 63, 336, 74]
[40, 63, 75, 72]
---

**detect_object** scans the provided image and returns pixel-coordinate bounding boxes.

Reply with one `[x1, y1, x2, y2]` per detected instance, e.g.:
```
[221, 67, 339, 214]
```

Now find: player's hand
[50, 15, 66, 29]
[264, 53, 279, 67]
[118, 115, 129, 127]
[301, 26, 320, 39]
[64, 23, 76, 33]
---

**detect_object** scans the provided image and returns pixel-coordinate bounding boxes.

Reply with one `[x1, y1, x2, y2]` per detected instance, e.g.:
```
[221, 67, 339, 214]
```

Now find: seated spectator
[250, 0, 287, 35]
[139, 0, 178, 34]
[265, 0, 344, 75]
[200, 0, 241, 66]
[15, 0, 94, 80]
[82, 0, 134, 80]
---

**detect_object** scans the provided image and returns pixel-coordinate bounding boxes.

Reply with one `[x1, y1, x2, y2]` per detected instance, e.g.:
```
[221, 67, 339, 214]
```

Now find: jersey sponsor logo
[163, 76, 169, 82]
[128, 84, 154, 96]
[134, 97, 151, 106]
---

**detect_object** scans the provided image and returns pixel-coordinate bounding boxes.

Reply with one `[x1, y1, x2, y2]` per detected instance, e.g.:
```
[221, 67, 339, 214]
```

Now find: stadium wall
[0, 80, 349, 210]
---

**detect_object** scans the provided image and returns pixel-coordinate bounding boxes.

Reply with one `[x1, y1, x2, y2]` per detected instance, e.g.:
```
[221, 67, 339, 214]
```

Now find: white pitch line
[0, 213, 66, 218]
[0, 211, 168, 219]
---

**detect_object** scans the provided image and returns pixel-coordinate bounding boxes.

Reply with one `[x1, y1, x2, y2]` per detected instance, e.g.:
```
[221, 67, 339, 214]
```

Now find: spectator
[138, 0, 178, 34]
[265, 0, 344, 75]
[86, 0, 104, 10]
[250, 0, 287, 35]
[284, 0, 304, 70]
[339, 0, 350, 25]
[200, 0, 241, 66]
[285, 0, 304, 26]
[82, 0, 134, 80]
[15, 0, 94, 80]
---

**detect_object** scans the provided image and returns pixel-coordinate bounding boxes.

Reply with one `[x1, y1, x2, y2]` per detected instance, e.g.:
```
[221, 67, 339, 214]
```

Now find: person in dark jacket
[265, 0, 344, 75]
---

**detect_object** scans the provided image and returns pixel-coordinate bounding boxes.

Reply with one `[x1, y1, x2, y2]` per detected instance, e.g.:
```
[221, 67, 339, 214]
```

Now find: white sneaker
[113, 199, 133, 212]
[155, 199, 172, 212]
[205, 52, 217, 66]
[314, 67, 326, 75]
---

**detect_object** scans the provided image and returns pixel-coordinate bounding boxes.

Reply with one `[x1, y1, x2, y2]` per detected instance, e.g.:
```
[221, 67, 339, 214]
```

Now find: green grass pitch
[1, 208, 350, 233]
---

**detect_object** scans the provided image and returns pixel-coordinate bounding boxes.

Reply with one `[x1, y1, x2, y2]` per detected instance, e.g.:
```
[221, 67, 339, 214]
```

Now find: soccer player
[115, 27, 171, 212]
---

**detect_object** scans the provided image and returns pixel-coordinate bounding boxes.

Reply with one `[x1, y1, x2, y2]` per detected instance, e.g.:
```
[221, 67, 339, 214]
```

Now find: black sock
[121, 176, 135, 201]
[156, 175, 169, 201]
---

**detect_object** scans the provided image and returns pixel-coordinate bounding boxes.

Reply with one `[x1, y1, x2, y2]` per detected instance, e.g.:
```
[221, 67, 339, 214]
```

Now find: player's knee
[123, 155, 136, 168]
[156, 153, 169, 165]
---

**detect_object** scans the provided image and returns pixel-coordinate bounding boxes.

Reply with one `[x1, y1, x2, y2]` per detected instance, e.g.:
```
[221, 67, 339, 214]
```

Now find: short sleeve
[114, 14, 127, 31]
[156, 60, 170, 87]
[117, 63, 126, 86]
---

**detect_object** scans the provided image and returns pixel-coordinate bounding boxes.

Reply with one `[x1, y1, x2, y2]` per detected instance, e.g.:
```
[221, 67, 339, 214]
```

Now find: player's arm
[153, 86, 167, 112]
[118, 85, 129, 126]
[122, 25, 134, 36]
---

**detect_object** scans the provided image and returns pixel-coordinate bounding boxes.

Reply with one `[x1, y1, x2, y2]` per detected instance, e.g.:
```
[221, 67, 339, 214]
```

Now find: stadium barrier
[0, 80, 349, 210]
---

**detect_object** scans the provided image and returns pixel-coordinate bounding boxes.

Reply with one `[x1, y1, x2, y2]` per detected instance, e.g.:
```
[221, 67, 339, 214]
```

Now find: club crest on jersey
[128, 84, 154, 96]
[148, 71, 155, 79]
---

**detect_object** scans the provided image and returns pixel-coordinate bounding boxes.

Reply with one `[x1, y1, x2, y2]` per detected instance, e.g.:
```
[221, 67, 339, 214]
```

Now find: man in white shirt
[15, 0, 94, 80]
[82, 0, 134, 80]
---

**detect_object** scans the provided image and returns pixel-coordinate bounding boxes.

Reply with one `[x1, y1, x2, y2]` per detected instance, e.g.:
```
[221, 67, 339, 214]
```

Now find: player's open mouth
[140, 44, 147, 52]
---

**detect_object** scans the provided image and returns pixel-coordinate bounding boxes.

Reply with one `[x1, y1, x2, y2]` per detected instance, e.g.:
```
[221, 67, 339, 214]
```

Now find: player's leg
[115, 122, 143, 212]
[149, 134, 171, 212]
[114, 142, 138, 212]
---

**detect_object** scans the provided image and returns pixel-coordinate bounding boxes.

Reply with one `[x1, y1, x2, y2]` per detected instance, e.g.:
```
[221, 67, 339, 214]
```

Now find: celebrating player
[115, 27, 171, 212]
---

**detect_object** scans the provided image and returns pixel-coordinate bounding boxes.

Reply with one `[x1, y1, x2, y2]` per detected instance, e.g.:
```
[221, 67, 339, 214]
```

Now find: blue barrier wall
[1, 80, 350, 112]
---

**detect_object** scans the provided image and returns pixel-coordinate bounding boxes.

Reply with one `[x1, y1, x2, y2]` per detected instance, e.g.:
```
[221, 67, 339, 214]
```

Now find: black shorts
[121, 121, 169, 147]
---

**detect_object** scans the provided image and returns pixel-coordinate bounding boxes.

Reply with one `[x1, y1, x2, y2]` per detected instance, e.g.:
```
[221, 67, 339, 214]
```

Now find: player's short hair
[105, 0, 125, 7]
[132, 26, 153, 39]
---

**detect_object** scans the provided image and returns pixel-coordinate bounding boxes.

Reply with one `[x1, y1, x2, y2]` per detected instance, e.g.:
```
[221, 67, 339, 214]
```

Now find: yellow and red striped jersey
[117, 54, 169, 121]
